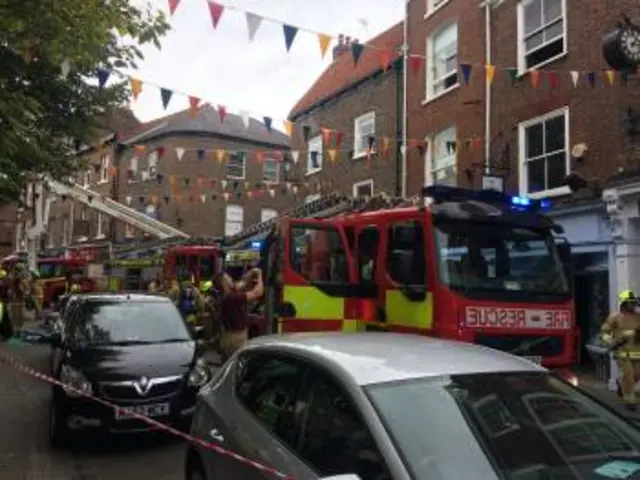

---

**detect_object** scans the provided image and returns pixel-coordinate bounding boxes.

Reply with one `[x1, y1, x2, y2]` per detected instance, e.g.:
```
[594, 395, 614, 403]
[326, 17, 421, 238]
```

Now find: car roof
[246, 333, 545, 386]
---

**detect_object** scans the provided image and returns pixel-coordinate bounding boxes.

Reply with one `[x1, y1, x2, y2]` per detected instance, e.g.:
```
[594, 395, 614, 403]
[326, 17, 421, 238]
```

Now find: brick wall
[290, 66, 402, 197]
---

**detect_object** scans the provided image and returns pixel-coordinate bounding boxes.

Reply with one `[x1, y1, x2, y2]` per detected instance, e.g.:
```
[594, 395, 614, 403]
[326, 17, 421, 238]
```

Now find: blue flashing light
[511, 196, 531, 206]
[423, 185, 552, 212]
[250, 241, 262, 250]
[540, 199, 552, 209]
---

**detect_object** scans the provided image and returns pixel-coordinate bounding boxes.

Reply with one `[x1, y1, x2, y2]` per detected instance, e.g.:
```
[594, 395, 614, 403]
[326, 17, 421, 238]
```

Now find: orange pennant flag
[255, 151, 264, 163]
[321, 128, 332, 145]
[529, 69, 541, 88]
[189, 96, 201, 117]
[485, 65, 496, 84]
[283, 121, 293, 136]
[130, 78, 142, 101]
[382, 137, 391, 154]
[134, 144, 146, 155]
[216, 149, 226, 163]
[605, 70, 616, 86]
[378, 49, 393, 71]
[328, 149, 337, 163]
[318, 34, 331, 59]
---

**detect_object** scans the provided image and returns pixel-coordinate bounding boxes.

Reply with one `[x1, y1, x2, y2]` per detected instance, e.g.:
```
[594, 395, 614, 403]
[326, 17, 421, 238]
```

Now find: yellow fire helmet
[619, 290, 636, 305]
[0, 269, 6, 279]
[199, 280, 213, 293]
[70, 284, 82, 293]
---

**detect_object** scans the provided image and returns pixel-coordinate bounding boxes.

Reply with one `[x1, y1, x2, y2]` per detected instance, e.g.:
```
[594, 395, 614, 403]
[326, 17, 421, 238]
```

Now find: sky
[126, 0, 404, 127]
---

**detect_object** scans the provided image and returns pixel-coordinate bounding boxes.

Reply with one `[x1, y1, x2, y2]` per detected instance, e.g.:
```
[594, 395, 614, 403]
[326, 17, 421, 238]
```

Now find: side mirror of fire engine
[276, 301, 296, 318]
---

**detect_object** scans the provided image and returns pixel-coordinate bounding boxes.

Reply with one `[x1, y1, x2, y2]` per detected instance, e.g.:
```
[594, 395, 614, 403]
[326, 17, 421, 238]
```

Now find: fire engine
[37, 256, 95, 305]
[225, 186, 575, 369]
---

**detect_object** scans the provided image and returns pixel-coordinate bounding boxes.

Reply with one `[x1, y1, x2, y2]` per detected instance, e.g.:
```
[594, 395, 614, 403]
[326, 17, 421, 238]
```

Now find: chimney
[332, 34, 348, 61]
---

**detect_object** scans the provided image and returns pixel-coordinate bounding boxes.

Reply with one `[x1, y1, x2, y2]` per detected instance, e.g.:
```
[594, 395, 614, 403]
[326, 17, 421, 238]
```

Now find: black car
[48, 293, 210, 447]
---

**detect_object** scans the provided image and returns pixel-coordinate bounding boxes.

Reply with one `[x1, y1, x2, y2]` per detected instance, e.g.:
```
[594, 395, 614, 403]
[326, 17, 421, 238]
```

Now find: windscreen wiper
[155, 338, 191, 343]
[108, 340, 154, 345]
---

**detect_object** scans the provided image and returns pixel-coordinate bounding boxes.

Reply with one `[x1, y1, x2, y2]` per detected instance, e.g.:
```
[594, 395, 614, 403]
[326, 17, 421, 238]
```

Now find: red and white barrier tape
[0, 351, 292, 479]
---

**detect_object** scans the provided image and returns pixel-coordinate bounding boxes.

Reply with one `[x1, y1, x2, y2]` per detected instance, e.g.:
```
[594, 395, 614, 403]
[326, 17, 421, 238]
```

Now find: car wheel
[49, 399, 70, 449]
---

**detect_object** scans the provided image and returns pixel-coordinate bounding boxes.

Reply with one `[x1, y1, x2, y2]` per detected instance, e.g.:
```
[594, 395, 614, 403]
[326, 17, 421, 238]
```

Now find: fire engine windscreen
[174, 254, 217, 281]
[38, 262, 64, 279]
[434, 220, 569, 296]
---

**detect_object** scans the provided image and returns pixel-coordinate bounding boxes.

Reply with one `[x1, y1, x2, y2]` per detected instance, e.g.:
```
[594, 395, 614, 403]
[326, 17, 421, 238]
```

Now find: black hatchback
[48, 293, 210, 447]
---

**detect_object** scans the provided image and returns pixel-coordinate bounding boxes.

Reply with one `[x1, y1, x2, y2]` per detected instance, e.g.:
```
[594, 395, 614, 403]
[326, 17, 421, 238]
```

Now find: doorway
[574, 270, 609, 369]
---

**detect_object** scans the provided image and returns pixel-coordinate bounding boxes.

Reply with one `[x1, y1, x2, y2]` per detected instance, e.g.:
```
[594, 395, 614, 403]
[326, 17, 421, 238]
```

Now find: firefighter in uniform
[600, 290, 640, 411]
[198, 280, 219, 344]
[167, 279, 180, 304]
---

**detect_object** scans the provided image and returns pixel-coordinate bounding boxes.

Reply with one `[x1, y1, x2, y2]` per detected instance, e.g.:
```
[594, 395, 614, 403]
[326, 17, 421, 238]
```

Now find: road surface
[0, 343, 186, 479]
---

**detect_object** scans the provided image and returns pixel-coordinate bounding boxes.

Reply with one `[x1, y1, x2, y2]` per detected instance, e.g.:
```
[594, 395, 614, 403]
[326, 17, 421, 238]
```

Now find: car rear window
[78, 300, 190, 345]
[366, 372, 640, 480]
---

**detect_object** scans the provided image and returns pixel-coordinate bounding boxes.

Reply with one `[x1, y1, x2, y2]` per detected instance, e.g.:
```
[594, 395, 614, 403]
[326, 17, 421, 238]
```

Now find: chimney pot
[345, 36, 351, 45]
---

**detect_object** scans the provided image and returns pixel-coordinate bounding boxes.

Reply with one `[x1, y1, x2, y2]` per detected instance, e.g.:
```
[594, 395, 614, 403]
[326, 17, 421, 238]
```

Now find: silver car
[186, 332, 640, 479]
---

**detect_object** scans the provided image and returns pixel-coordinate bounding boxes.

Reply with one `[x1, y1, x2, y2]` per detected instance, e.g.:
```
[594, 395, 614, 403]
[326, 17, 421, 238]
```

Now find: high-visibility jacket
[600, 311, 640, 359]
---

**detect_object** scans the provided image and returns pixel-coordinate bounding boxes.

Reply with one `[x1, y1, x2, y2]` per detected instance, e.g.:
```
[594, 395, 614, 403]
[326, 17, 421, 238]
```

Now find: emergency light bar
[423, 185, 552, 211]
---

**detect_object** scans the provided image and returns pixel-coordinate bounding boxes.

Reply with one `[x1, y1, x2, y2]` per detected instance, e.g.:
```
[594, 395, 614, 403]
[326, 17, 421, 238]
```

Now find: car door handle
[209, 428, 224, 443]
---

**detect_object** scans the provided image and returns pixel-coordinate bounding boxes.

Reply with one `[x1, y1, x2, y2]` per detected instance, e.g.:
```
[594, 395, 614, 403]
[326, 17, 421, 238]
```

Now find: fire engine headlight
[60, 365, 93, 398]
[188, 359, 210, 388]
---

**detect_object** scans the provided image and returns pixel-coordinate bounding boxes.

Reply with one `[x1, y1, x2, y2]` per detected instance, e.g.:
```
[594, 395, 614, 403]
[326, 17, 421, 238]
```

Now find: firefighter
[8, 264, 26, 332]
[198, 279, 220, 344]
[66, 271, 82, 294]
[178, 281, 200, 325]
[0, 269, 13, 340]
[167, 279, 180, 304]
[600, 290, 640, 411]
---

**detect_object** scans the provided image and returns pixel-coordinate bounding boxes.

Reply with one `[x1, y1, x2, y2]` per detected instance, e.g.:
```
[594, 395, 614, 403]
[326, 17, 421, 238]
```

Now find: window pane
[525, 123, 544, 158]
[544, 19, 563, 41]
[524, 0, 542, 35]
[547, 152, 567, 189]
[544, 0, 562, 23]
[545, 115, 565, 152]
[434, 24, 457, 51]
[527, 158, 545, 193]
[307, 136, 322, 170]
[525, 31, 543, 51]
[290, 226, 348, 282]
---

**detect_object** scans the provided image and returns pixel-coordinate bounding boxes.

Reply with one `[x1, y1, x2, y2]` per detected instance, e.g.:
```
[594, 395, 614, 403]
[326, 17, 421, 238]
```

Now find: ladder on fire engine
[224, 192, 422, 248]
[111, 236, 223, 258]
[44, 178, 189, 240]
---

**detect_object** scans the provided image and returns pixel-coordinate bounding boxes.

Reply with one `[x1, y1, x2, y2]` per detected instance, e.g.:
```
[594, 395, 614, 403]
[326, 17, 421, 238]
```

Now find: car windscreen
[77, 300, 191, 346]
[366, 372, 640, 480]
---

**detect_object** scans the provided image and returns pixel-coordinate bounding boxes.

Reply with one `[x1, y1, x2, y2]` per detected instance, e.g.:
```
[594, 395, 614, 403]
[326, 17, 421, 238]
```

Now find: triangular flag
[570, 71, 579, 87]
[160, 88, 173, 109]
[321, 128, 332, 145]
[263, 117, 272, 132]
[168, 0, 180, 15]
[485, 65, 496, 84]
[587, 72, 596, 87]
[335, 131, 344, 148]
[97, 68, 110, 88]
[382, 137, 391, 153]
[460, 64, 472, 84]
[130, 78, 142, 101]
[529, 70, 540, 88]
[318, 34, 331, 59]
[197, 149, 206, 161]
[221, 180, 228, 189]
[175, 147, 185, 161]
[189, 96, 200, 116]
[378, 50, 393, 71]
[245, 12, 262, 42]
[605, 70, 616, 86]
[125, 196, 132, 205]
[548, 71, 558, 89]
[157, 146, 166, 158]
[207, 1, 224, 29]
[328, 149, 337, 163]
[291, 150, 300, 164]
[217, 105, 227, 123]
[239, 110, 250, 128]
[60, 60, 71, 79]
[409, 56, 423, 75]
[283, 121, 293, 136]
[283, 24, 298, 52]
[507, 68, 518, 85]
[200, 194, 207, 203]
[351, 41, 364, 65]
[216, 149, 226, 163]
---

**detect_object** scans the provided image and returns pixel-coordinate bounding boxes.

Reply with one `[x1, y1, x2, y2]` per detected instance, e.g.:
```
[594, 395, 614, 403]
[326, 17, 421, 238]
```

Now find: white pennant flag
[570, 71, 579, 87]
[239, 110, 250, 128]
[125, 196, 132, 205]
[291, 150, 300, 164]
[245, 12, 262, 42]
[221, 180, 228, 189]
[200, 194, 207, 203]
[269, 188, 276, 198]
[60, 60, 71, 79]
[175, 147, 185, 161]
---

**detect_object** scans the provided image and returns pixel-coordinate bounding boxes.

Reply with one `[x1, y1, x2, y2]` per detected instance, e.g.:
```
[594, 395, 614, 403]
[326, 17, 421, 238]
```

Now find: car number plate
[115, 403, 170, 420]
[521, 356, 542, 365]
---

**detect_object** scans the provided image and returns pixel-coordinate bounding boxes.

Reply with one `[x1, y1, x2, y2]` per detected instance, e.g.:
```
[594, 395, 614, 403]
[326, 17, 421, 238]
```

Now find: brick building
[288, 26, 404, 200]
[46, 104, 292, 246]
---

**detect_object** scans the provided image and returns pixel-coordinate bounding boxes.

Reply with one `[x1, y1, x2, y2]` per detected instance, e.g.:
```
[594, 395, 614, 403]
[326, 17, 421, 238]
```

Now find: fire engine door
[278, 218, 360, 333]
[377, 219, 433, 333]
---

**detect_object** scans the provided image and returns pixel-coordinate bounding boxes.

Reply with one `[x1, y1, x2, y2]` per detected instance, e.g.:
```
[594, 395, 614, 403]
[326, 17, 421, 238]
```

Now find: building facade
[288, 27, 404, 200]
[46, 104, 292, 245]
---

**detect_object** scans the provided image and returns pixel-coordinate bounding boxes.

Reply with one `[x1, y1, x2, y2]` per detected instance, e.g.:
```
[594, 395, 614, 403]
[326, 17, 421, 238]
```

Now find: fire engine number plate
[521, 356, 542, 365]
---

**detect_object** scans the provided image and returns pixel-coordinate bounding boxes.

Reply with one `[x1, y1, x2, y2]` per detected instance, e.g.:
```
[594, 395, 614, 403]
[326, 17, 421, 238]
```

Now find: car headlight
[60, 365, 93, 398]
[188, 359, 210, 388]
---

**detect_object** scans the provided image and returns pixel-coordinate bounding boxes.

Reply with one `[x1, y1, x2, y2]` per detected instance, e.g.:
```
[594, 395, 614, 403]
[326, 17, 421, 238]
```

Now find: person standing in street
[0, 269, 13, 340]
[218, 268, 264, 362]
[600, 290, 640, 411]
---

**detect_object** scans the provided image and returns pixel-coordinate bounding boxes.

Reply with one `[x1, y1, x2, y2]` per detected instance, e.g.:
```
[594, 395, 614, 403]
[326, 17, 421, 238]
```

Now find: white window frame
[425, 125, 457, 187]
[306, 135, 323, 175]
[224, 205, 244, 236]
[305, 194, 321, 204]
[517, 0, 567, 74]
[263, 158, 279, 183]
[518, 106, 570, 199]
[124, 224, 134, 238]
[226, 153, 246, 180]
[353, 112, 376, 159]
[425, 0, 450, 17]
[261, 208, 278, 222]
[99, 154, 110, 184]
[147, 151, 158, 180]
[353, 179, 374, 198]
[82, 170, 91, 188]
[425, 22, 459, 102]
[128, 156, 139, 183]
[95, 212, 105, 239]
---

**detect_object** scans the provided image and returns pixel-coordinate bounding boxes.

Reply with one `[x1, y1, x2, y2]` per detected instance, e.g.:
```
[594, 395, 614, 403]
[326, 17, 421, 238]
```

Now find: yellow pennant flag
[283, 121, 293, 136]
[130, 78, 142, 101]
[216, 149, 226, 163]
[605, 70, 616, 86]
[382, 137, 391, 153]
[318, 34, 331, 59]
[484, 65, 496, 84]
[328, 149, 337, 163]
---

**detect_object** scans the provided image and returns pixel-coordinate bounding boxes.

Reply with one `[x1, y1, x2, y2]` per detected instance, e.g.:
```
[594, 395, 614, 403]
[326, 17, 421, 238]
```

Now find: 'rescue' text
[465, 307, 571, 330]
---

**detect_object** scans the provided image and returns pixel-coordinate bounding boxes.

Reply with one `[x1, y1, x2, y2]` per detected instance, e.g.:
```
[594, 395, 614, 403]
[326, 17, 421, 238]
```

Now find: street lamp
[602, 15, 640, 71]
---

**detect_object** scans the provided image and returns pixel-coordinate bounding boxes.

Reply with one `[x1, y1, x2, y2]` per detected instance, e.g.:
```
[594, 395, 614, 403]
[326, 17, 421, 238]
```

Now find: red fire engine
[226, 186, 575, 369]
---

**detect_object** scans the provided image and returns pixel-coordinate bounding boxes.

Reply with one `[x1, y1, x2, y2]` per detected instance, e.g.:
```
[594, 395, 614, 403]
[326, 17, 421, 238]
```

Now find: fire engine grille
[474, 334, 565, 358]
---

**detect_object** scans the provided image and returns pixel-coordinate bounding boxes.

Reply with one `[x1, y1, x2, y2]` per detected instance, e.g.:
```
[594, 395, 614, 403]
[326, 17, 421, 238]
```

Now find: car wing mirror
[319, 476, 362, 480]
